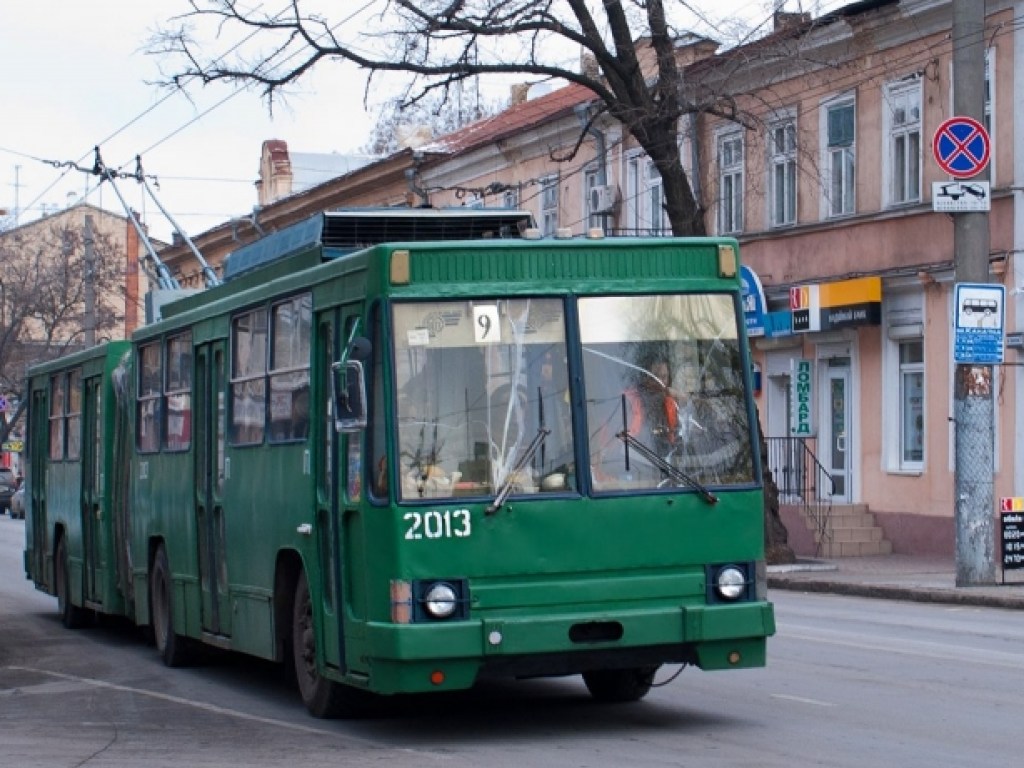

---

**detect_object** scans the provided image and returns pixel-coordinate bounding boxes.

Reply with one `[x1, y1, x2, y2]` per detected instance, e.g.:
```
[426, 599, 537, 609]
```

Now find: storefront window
[899, 340, 924, 466]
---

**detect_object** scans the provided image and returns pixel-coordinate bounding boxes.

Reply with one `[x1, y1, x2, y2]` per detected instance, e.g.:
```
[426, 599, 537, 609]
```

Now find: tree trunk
[656, 157, 795, 565]
[759, 411, 796, 565]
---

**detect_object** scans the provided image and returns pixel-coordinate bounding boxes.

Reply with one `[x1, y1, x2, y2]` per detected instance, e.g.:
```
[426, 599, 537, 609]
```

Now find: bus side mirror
[347, 336, 372, 362]
[333, 359, 368, 433]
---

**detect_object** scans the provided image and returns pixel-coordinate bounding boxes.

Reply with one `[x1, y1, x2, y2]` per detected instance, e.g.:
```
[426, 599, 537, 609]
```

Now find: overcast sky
[1, 0, 843, 244]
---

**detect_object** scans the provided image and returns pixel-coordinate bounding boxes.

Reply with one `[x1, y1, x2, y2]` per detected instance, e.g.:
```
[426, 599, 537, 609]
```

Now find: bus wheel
[582, 666, 658, 703]
[150, 545, 190, 667]
[55, 536, 88, 629]
[292, 571, 347, 718]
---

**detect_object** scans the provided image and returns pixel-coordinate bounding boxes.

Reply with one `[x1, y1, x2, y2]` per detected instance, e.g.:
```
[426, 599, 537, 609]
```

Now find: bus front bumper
[353, 601, 775, 694]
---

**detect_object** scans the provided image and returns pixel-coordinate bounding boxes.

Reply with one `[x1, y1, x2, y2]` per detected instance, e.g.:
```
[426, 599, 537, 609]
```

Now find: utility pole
[952, 1, 995, 586]
[83, 215, 96, 348]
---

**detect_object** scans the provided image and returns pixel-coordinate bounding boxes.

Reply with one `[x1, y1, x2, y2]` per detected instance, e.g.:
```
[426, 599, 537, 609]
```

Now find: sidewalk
[768, 555, 1024, 610]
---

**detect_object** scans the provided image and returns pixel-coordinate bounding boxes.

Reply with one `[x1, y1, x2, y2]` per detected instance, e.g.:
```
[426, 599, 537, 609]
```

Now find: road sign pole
[952, 1, 996, 586]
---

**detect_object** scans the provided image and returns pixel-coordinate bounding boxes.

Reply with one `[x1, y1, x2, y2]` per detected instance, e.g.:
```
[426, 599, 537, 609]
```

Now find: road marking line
[769, 694, 834, 707]
[779, 627, 1024, 670]
[6, 665, 345, 736]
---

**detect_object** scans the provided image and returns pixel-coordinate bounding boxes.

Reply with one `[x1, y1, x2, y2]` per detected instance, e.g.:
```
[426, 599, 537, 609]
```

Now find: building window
[948, 49, 995, 183]
[983, 49, 993, 136]
[825, 97, 855, 216]
[503, 187, 519, 209]
[769, 118, 797, 227]
[898, 340, 924, 467]
[886, 80, 921, 205]
[625, 155, 668, 236]
[540, 176, 558, 236]
[717, 132, 744, 234]
[584, 167, 603, 231]
[646, 161, 666, 235]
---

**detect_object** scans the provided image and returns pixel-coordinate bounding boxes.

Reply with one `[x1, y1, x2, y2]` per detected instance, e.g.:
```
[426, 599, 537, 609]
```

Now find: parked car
[0, 468, 16, 515]
[10, 485, 24, 519]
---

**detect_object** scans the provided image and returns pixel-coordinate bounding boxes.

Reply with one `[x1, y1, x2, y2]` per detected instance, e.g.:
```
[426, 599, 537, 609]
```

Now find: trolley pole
[952, 1, 995, 586]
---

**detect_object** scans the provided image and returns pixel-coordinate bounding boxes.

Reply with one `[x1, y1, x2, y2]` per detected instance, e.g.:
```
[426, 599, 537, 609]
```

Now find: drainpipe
[1014, 5, 1024, 500]
[688, 113, 702, 215]
[574, 103, 607, 185]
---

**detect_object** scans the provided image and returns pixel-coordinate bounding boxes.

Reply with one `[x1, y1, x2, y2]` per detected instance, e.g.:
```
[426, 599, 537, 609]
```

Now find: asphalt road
[2, 514, 1022, 767]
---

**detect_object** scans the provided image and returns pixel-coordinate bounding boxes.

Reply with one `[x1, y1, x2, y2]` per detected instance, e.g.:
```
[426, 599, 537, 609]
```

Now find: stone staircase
[814, 503, 892, 557]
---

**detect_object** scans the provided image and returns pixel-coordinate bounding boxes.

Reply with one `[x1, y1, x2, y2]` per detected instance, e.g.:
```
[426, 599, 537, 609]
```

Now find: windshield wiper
[404, 420, 443, 498]
[616, 430, 718, 505]
[486, 427, 550, 515]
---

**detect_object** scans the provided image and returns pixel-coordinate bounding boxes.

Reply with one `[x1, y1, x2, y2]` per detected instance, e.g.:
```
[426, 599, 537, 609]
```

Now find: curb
[768, 575, 1024, 610]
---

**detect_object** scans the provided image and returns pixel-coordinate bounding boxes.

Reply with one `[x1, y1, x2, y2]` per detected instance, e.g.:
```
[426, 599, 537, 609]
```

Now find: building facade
[0, 202, 150, 473]
[157, 0, 1023, 556]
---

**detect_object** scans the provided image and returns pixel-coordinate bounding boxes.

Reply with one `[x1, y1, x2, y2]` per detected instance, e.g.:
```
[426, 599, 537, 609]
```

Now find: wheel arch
[139, 535, 167, 626]
[274, 548, 304, 663]
[50, 523, 69, 595]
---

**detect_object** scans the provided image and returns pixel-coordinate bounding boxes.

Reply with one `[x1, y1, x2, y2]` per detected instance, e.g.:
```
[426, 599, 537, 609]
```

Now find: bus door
[81, 376, 103, 605]
[28, 388, 49, 584]
[195, 341, 231, 638]
[315, 311, 343, 670]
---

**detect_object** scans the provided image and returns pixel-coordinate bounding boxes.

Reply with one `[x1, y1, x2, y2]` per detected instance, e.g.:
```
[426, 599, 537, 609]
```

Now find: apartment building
[0, 203, 150, 473]
[694, 0, 1022, 556]
[158, 0, 1023, 556]
[0, 202, 147, 348]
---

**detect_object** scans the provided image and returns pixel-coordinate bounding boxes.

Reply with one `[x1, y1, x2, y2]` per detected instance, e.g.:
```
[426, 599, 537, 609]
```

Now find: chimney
[124, 216, 139, 334]
[580, 50, 600, 79]
[509, 83, 530, 107]
[774, 11, 811, 31]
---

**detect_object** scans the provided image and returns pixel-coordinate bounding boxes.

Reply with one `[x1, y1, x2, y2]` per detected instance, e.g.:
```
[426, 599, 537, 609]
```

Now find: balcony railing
[765, 436, 834, 556]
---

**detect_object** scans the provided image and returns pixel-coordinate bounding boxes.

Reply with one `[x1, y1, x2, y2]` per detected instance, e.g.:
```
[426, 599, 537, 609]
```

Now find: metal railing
[765, 436, 835, 556]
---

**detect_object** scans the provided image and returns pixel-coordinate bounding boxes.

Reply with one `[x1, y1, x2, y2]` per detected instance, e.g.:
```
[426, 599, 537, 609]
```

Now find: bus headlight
[715, 566, 747, 601]
[423, 582, 459, 619]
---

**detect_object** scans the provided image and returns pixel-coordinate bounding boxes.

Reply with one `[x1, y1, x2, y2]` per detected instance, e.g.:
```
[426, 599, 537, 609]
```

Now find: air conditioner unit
[589, 184, 618, 215]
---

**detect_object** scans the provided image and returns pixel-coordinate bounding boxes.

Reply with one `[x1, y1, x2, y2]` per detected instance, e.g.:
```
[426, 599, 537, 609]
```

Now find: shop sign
[790, 359, 815, 436]
[791, 276, 881, 333]
[740, 265, 767, 338]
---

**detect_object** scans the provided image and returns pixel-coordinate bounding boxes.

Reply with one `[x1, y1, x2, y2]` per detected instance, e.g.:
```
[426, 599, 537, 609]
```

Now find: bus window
[165, 333, 192, 451]
[137, 343, 162, 453]
[66, 370, 82, 459]
[391, 298, 572, 501]
[579, 294, 754, 492]
[269, 295, 312, 442]
[230, 308, 269, 445]
[49, 373, 67, 460]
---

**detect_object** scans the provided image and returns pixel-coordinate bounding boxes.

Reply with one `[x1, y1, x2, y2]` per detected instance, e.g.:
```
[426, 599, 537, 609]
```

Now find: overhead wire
[7, 3, 1021, 239]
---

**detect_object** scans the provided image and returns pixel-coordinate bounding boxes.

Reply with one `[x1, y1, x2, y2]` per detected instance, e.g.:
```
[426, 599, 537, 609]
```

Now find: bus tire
[55, 536, 88, 629]
[582, 666, 658, 703]
[150, 544, 190, 667]
[292, 571, 347, 718]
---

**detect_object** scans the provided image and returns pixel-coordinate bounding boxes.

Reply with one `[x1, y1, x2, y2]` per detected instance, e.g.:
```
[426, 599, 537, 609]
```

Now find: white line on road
[769, 693, 835, 707]
[4, 663, 449, 763]
[779, 625, 1024, 670]
[6, 665, 345, 736]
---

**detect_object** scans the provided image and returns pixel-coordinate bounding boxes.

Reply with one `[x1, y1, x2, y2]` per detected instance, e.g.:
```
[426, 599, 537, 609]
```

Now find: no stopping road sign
[933, 116, 990, 179]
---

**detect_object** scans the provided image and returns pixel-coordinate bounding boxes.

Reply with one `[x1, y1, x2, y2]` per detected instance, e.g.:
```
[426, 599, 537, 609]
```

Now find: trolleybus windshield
[392, 298, 571, 501]
[391, 292, 753, 502]
[580, 293, 754, 492]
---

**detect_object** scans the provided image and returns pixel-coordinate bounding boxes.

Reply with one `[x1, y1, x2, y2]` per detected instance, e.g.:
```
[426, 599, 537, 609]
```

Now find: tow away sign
[932, 180, 990, 212]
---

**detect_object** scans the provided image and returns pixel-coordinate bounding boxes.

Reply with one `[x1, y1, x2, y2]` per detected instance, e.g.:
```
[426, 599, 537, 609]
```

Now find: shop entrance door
[824, 358, 853, 502]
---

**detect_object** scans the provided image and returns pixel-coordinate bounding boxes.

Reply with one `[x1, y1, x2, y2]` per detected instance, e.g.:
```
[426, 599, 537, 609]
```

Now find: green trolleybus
[24, 209, 775, 717]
